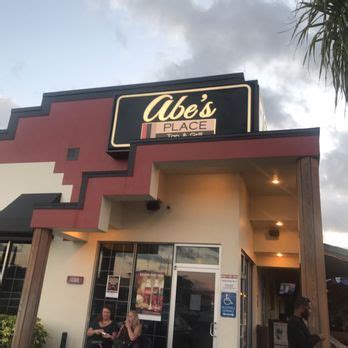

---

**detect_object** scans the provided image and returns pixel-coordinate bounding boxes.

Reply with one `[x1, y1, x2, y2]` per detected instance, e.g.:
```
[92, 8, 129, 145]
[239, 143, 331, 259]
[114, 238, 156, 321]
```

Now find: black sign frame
[107, 74, 259, 156]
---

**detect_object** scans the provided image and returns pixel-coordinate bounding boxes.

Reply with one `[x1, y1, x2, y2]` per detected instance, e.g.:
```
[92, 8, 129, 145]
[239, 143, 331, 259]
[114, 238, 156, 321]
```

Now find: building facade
[0, 73, 329, 347]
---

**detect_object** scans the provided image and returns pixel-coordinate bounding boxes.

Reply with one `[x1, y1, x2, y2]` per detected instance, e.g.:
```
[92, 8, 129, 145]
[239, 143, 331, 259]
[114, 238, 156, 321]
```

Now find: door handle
[209, 322, 217, 337]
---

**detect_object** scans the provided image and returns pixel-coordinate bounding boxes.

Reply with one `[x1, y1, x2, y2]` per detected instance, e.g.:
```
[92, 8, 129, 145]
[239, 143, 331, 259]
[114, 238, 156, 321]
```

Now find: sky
[0, 0, 347, 248]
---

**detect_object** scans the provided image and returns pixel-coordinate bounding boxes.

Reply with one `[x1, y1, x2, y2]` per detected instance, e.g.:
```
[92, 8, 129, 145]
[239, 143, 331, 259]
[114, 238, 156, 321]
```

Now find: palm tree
[292, 0, 347, 106]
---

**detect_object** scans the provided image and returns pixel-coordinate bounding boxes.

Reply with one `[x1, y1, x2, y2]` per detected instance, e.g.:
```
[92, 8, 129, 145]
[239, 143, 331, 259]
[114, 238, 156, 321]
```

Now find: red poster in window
[135, 272, 164, 322]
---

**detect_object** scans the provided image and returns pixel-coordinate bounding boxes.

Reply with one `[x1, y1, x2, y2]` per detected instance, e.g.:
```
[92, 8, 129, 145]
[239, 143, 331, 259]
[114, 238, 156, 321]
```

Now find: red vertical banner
[135, 272, 164, 321]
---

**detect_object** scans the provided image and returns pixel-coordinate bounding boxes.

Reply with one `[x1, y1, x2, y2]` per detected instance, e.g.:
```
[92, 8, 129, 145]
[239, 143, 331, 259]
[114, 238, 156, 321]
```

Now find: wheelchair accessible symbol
[223, 293, 233, 305]
[220, 292, 236, 318]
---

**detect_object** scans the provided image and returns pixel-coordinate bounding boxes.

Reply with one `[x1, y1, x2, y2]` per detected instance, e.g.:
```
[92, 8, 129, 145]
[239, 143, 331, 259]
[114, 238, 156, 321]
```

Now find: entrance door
[171, 268, 218, 348]
[168, 245, 220, 348]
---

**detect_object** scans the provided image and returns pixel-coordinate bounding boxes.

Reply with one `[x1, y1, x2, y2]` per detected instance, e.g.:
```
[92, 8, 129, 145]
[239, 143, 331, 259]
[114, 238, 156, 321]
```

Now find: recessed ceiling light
[276, 221, 283, 227]
[272, 177, 280, 185]
[276, 252, 283, 257]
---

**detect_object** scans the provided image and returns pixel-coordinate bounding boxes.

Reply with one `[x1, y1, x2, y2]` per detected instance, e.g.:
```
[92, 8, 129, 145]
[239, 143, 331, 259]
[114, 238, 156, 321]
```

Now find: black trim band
[0, 73, 246, 141]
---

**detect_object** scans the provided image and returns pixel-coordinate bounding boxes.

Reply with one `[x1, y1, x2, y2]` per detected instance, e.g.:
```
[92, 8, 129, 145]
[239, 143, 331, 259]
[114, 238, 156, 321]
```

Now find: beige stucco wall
[37, 236, 97, 347]
[38, 173, 253, 348]
[255, 254, 299, 268]
[249, 193, 300, 269]
[239, 179, 260, 348]
[239, 178, 255, 261]
[253, 228, 299, 254]
[249, 195, 298, 222]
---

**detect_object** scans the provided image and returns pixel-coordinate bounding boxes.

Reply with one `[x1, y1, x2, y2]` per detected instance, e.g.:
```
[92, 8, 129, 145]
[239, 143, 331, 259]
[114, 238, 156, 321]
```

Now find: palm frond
[292, 0, 348, 106]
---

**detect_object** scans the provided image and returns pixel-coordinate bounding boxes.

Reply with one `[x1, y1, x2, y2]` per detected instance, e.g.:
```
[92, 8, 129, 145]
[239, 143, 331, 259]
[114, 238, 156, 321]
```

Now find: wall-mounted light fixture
[146, 200, 161, 211]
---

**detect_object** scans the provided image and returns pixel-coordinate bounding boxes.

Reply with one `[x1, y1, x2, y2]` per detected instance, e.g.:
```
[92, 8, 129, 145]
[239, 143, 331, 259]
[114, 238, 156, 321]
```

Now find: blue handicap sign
[220, 292, 236, 318]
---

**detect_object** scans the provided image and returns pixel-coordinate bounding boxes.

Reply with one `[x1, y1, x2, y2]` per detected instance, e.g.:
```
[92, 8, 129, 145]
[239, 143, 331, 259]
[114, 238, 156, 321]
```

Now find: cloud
[0, 98, 17, 129]
[320, 130, 348, 234]
[261, 88, 299, 129]
[102, 0, 322, 128]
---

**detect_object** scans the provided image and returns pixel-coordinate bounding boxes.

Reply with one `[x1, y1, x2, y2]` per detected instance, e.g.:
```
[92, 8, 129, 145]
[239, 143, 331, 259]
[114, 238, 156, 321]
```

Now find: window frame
[240, 250, 254, 348]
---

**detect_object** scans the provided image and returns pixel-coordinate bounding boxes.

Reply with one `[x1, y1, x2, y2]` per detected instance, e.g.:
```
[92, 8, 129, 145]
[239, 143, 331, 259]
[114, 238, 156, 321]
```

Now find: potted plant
[0, 315, 48, 348]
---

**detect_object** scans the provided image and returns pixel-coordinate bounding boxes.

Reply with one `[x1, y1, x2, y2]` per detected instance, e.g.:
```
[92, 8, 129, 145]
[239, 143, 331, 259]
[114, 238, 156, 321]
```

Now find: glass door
[170, 268, 218, 348]
[168, 244, 220, 348]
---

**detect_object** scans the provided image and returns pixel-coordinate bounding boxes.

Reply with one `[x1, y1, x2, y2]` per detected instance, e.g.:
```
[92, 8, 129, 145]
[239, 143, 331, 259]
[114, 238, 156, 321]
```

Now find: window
[131, 244, 173, 347]
[240, 252, 253, 348]
[175, 246, 219, 265]
[0, 242, 31, 314]
[90, 243, 135, 323]
[90, 243, 174, 348]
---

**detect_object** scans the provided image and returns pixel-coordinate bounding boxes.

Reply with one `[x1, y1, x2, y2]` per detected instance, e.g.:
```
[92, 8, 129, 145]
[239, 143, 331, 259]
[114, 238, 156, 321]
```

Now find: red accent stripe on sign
[140, 124, 147, 139]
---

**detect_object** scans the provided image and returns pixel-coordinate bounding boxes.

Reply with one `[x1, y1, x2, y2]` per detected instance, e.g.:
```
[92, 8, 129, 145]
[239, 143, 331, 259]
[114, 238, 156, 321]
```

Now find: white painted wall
[38, 173, 253, 348]
[0, 162, 72, 210]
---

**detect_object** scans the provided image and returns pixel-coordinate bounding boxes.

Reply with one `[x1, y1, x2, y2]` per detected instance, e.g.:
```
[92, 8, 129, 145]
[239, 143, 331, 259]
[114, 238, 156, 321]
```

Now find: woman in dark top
[116, 311, 142, 348]
[86, 305, 117, 348]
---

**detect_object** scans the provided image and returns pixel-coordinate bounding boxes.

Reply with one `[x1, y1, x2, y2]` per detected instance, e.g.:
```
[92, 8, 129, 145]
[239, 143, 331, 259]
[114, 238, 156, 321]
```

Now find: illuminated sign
[108, 76, 259, 154]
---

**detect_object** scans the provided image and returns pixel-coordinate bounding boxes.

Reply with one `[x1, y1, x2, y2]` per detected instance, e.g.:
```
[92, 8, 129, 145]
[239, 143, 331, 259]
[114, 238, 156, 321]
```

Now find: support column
[11, 228, 52, 348]
[297, 157, 329, 347]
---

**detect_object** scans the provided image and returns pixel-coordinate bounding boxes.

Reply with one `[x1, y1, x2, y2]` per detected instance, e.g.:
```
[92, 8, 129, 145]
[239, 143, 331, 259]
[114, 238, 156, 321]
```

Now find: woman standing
[116, 311, 142, 348]
[86, 305, 117, 348]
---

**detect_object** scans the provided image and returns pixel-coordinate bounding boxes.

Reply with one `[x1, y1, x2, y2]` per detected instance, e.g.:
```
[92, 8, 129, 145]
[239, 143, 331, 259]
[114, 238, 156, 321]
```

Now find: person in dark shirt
[86, 305, 117, 348]
[287, 297, 325, 348]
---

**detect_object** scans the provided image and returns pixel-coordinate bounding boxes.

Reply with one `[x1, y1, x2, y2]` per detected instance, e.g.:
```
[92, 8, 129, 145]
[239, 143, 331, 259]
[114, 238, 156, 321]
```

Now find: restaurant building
[0, 73, 329, 347]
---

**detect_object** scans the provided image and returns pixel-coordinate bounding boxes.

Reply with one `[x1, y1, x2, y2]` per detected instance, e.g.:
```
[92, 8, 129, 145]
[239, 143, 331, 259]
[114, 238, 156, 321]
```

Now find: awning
[0, 193, 61, 239]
